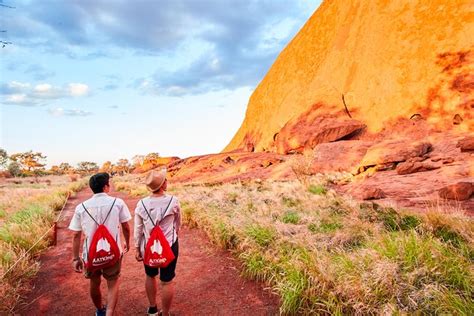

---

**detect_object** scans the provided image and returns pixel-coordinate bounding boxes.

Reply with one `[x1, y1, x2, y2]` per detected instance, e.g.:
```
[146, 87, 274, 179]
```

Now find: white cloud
[34, 83, 53, 92]
[9, 81, 31, 91]
[48, 107, 92, 117]
[48, 107, 64, 116]
[69, 83, 90, 97]
[6, 94, 28, 104]
[1, 81, 90, 105]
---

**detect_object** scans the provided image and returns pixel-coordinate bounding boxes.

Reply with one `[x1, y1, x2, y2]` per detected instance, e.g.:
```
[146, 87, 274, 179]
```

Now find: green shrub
[281, 211, 300, 224]
[308, 184, 327, 195]
[399, 215, 421, 230]
[245, 225, 275, 247]
[434, 225, 465, 248]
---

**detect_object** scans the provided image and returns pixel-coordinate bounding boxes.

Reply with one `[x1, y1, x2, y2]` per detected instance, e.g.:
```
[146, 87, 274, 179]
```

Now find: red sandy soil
[17, 187, 279, 315]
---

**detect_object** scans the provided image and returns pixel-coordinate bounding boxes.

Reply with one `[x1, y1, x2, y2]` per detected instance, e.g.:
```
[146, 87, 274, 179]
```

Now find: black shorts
[144, 239, 179, 282]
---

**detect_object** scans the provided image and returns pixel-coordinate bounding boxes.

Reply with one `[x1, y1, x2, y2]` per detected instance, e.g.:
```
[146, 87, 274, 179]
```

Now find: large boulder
[457, 136, 474, 152]
[396, 161, 441, 175]
[359, 140, 432, 168]
[439, 182, 473, 201]
[310, 140, 372, 173]
[275, 110, 365, 154]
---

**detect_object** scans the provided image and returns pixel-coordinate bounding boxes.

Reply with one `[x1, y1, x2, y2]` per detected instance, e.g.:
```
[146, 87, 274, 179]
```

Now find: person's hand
[123, 243, 129, 254]
[72, 258, 83, 272]
[135, 248, 143, 262]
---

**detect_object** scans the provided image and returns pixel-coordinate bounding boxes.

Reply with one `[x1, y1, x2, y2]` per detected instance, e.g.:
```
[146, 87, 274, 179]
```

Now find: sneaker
[96, 306, 107, 316]
[147, 305, 159, 316]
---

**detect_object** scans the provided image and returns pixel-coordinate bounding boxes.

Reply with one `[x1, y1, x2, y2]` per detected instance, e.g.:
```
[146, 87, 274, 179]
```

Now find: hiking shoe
[147, 305, 159, 316]
[96, 306, 107, 316]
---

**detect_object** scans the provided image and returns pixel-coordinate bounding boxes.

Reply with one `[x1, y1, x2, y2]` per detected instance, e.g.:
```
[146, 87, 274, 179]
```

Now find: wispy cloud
[1, 81, 90, 105]
[48, 107, 92, 117]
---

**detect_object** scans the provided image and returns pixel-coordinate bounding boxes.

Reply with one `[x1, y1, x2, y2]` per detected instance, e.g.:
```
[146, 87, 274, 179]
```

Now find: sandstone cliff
[225, 0, 474, 154]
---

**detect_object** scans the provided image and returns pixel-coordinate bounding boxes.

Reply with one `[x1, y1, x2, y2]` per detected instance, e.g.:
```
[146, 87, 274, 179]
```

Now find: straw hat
[145, 169, 167, 192]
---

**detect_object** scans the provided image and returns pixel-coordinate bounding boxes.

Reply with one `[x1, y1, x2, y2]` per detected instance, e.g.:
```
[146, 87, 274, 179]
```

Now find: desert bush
[281, 211, 300, 224]
[308, 184, 327, 195]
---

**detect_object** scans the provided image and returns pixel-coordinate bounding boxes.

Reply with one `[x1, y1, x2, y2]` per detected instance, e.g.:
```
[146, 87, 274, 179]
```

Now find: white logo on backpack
[96, 237, 111, 253]
[150, 239, 163, 255]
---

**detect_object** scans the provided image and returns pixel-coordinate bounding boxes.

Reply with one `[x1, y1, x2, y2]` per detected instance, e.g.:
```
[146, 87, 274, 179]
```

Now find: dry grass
[114, 176, 473, 315]
[0, 175, 87, 314]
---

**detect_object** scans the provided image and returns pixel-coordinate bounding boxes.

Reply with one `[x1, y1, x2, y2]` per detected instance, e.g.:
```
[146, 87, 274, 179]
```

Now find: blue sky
[0, 0, 320, 167]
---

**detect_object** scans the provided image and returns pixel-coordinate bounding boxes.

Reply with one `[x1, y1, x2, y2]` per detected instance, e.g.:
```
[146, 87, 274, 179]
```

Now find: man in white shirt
[134, 169, 181, 316]
[69, 173, 131, 316]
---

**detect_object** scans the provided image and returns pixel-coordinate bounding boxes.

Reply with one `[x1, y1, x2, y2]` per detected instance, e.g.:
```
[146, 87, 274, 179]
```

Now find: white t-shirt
[68, 193, 132, 263]
[134, 195, 181, 254]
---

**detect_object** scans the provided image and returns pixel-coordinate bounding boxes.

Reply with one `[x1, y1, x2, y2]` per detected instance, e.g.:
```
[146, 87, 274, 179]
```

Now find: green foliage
[312, 219, 343, 233]
[0, 148, 7, 169]
[7, 161, 21, 177]
[399, 215, 421, 230]
[76, 161, 99, 174]
[360, 205, 421, 232]
[277, 267, 309, 314]
[281, 211, 300, 224]
[212, 220, 238, 249]
[9, 151, 46, 172]
[245, 225, 275, 247]
[434, 225, 465, 248]
[308, 184, 327, 195]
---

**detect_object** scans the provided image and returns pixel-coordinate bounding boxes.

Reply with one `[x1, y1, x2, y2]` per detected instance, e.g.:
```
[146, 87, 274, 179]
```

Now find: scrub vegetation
[114, 175, 473, 315]
[0, 176, 87, 314]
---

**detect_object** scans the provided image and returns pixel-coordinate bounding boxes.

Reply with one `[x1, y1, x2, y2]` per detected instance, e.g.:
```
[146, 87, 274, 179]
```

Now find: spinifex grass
[0, 176, 87, 314]
[114, 176, 474, 315]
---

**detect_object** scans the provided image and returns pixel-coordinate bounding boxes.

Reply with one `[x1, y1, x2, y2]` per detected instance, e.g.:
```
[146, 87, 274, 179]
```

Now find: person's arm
[118, 199, 132, 253]
[134, 205, 144, 261]
[174, 200, 181, 235]
[69, 206, 83, 272]
[121, 222, 130, 253]
[71, 231, 83, 272]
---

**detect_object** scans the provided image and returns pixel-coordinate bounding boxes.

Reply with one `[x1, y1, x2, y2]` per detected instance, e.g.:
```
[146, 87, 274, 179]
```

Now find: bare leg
[90, 275, 102, 309]
[145, 275, 158, 307]
[161, 281, 174, 316]
[105, 278, 120, 316]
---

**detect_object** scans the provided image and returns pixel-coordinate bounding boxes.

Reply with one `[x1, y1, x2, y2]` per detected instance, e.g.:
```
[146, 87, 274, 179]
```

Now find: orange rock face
[225, 0, 474, 153]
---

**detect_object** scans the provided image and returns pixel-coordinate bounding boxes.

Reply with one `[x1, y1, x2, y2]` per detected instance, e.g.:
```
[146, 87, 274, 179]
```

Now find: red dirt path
[18, 187, 279, 315]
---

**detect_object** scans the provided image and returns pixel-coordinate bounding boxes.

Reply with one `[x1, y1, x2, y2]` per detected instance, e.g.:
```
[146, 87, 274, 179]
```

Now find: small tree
[115, 158, 130, 175]
[50, 165, 61, 175]
[0, 148, 7, 169]
[7, 161, 21, 177]
[9, 151, 46, 173]
[77, 161, 99, 174]
[100, 161, 113, 173]
[59, 162, 73, 174]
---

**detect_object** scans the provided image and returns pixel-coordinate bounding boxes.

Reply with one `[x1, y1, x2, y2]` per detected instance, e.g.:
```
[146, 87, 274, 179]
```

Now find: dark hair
[89, 173, 110, 194]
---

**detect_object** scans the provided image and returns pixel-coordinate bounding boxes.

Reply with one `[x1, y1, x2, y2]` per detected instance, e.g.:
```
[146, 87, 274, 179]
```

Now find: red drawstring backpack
[83, 199, 120, 271]
[142, 197, 175, 268]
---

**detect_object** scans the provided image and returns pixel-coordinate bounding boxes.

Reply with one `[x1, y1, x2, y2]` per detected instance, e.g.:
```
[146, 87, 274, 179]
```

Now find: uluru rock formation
[165, 0, 473, 213]
[225, 0, 473, 154]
